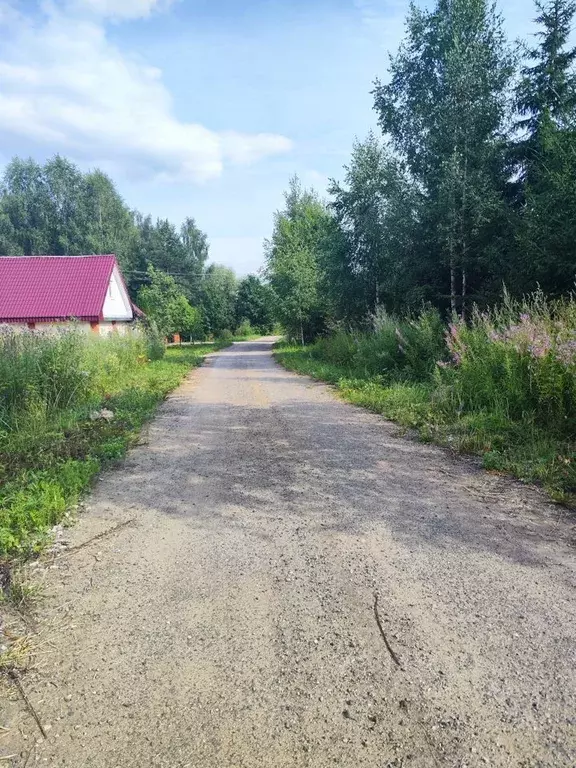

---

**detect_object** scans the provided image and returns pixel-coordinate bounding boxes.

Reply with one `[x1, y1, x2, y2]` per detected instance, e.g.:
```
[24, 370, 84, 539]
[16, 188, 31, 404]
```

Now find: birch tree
[373, 0, 513, 316]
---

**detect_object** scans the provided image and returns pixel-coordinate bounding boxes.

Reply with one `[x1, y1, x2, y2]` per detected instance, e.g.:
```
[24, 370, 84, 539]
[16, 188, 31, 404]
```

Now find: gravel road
[3, 339, 575, 767]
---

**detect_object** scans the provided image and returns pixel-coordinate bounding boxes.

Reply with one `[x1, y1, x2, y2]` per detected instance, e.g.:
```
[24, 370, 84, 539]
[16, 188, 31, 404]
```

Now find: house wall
[5, 321, 93, 334]
[98, 321, 133, 336]
[102, 268, 133, 321]
[5, 320, 134, 336]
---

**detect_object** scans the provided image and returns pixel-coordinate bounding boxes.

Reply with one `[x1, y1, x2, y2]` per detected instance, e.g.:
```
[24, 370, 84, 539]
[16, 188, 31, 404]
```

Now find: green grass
[0, 344, 215, 558]
[275, 342, 576, 506]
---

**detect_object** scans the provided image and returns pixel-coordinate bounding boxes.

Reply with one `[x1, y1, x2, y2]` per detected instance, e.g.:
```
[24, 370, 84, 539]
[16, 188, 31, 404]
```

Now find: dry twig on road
[373, 593, 403, 669]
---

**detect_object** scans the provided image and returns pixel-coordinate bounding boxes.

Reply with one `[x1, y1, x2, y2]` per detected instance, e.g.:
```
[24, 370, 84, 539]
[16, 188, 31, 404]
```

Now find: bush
[308, 307, 446, 383]
[143, 321, 166, 361]
[312, 330, 358, 368]
[216, 329, 234, 343]
[235, 319, 254, 337]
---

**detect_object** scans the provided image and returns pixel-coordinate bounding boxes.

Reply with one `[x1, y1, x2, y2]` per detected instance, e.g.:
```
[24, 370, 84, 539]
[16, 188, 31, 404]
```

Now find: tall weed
[438, 295, 576, 437]
[277, 292, 576, 501]
[312, 307, 446, 383]
[0, 328, 209, 557]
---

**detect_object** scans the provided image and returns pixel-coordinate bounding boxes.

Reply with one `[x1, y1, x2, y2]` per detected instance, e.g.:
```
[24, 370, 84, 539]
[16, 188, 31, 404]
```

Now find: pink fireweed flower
[445, 321, 466, 365]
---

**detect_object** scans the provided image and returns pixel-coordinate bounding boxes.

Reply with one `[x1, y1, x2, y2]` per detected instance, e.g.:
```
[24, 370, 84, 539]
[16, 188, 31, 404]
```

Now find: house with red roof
[0, 254, 141, 335]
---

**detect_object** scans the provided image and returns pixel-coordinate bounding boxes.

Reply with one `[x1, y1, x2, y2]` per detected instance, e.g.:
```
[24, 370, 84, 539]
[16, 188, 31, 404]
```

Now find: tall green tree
[265, 177, 334, 343]
[82, 170, 138, 275]
[328, 133, 420, 319]
[0, 154, 214, 304]
[180, 217, 209, 306]
[201, 264, 238, 336]
[0, 156, 139, 271]
[166, 294, 203, 341]
[137, 266, 201, 338]
[373, 0, 514, 315]
[0, 158, 51, 255]
[235, 275, 276, 332]
[132, 215, 210, 303]
[137, 266, 182, 336]
[514, 0, 576, 293]
[517, 0, 576, 138]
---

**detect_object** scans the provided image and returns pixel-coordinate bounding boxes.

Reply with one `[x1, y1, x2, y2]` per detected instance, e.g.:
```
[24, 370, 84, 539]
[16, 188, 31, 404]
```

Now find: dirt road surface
[2, 339, 575, 767]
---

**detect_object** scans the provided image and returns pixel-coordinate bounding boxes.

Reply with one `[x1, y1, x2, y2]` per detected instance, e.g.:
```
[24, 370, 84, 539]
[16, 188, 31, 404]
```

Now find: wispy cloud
[70, 0, 176, 20]
[353, 0, 409, 52]
[0, 1, 292, 182]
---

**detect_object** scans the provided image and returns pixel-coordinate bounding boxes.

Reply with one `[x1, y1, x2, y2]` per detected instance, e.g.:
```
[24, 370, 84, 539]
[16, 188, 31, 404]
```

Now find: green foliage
[373, 0, 514, 316]
[167, 294, 202, 340]
[0, 155, 213, 315]
[310, 308, 446, 384]
[265, 176, 334, 343]
[137, 266, 181, 335]
[129, 214, 208, 301]
[235, 275, 275, 332]
[262, 0, 576, 339]
[0, 156, 138, 270]
[0, 326, 90, 421]
[511, 2, 576, 296]
[137, 266, 202, 340]
[516, 0, 576, 136]
[201, 264, 238, 336]
[143, 321, 166, 361]
[0, 332, 213, 557]
[328, 133, 419, 317]
[235, 319, 255, 337]
[215, 328, 234, 343]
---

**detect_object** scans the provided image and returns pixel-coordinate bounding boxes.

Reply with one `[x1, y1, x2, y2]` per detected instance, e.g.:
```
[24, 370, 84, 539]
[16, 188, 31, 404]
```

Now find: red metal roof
[0, 255, 122, 323]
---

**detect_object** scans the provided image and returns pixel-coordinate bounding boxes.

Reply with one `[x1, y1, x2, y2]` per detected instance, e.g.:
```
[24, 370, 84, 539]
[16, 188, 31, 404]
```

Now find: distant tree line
[265, 0, 576, 341]
[0, 156, 275, 339]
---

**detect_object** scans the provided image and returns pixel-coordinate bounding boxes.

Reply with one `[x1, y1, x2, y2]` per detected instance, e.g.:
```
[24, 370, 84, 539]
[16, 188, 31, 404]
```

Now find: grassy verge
[0, 344, 216, 559]
[275, 342, 576, 506]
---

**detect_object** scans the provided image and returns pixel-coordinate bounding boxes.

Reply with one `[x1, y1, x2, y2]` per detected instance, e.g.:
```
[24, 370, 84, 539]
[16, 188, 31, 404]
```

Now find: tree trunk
[300, 318, 305, 347]
[450, 258, 457, 315]
[460, 138, 469, 320]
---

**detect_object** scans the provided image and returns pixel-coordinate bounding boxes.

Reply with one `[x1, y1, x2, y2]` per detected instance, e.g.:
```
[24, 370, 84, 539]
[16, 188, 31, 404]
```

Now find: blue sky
[0, 0, 537, 274]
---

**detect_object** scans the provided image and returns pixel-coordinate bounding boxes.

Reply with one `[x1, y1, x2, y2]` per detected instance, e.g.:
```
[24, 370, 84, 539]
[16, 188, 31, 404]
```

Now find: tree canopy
[265, 0, 576, 339]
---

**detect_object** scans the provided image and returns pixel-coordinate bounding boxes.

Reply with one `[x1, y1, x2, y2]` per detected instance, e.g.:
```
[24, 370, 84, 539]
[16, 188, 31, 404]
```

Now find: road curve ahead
[6, 339, 576, 767]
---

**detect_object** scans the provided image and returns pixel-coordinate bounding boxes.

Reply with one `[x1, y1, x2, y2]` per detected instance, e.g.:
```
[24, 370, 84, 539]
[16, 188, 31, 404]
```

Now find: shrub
[312, 330, 358, 369]
[143, 321, 166, 361]
[235, 319, 254, 337]
[216, 329, 234, 343]
[308, 307, 446, 383]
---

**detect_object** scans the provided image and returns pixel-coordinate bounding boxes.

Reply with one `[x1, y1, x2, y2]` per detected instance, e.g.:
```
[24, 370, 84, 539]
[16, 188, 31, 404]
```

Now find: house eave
[0, 315, 100, 324]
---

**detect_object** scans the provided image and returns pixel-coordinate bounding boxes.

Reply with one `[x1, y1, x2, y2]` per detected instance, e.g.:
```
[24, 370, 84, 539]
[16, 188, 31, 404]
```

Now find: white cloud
[0, 2, 292, 182]
[71, 0, 173, 21]
[220, 132, 293, 166]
